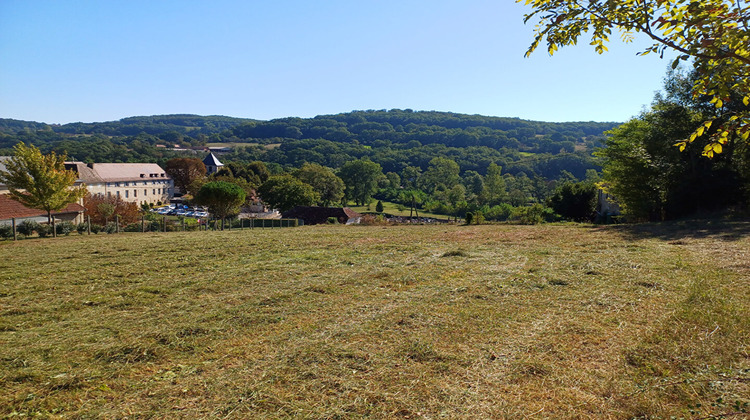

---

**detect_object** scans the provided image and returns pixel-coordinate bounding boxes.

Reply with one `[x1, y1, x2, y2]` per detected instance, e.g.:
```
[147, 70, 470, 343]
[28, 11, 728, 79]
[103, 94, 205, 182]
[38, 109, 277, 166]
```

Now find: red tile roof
[0, 194, 85, 221]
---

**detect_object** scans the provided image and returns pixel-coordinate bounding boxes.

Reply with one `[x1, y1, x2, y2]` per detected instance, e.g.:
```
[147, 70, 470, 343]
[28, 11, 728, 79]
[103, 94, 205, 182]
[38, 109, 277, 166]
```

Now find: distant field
[1, 223, 748, 418]
[206, 142, 281, 150]
[349, 201, 449, 220]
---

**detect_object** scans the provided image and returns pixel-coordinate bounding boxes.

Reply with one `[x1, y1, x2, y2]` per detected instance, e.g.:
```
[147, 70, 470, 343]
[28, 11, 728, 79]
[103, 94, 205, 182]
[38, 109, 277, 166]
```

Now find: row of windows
[106, 180, 169, 187]
[108, 188, 166, 198]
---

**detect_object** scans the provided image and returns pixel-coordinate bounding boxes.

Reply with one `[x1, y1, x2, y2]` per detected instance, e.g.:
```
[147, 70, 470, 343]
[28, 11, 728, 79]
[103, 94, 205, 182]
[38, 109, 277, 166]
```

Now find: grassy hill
[1, 223, 748, 418]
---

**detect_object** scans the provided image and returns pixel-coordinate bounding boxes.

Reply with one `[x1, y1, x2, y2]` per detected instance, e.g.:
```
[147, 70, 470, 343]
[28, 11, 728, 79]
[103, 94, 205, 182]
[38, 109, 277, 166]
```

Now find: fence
[0, 215, 299, 241]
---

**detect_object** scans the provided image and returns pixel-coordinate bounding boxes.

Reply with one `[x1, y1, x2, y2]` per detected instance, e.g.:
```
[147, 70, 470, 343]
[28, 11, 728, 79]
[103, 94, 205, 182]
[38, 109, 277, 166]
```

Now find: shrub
[326, 217, 339, 225]
[36, 224, 52, 238]
[90, 224, 102, 234]
[56, 222, 75, 236]
[17, 220, 40, 236]
[0, 224, 14, 239]
[76, 223, 88, 235]
[485, 204, 514, 221]
[376, 200, 384, 213]
[465, 211, 485, 225]
[512, 204, 548, 225]
[124, 223, 141, 232]
[104, 223, 118, 234]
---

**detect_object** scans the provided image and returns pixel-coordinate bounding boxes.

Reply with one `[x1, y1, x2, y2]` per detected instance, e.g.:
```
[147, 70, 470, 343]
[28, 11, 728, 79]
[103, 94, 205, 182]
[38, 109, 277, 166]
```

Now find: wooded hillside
[0, 110, 617, 180]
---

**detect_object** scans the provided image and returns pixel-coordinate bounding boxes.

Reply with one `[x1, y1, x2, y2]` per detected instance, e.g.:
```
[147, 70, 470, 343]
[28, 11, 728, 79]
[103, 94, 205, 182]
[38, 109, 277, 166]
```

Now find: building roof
[65, 162, 169, 183]
[281, 206, 361, 225]
[202, 153, 224, 167]
[64, 162, 103, 184]
[0, 193, 85, 221]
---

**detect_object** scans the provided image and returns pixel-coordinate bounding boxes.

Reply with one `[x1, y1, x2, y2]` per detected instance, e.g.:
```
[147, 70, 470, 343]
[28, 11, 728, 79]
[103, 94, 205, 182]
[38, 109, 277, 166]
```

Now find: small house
[0, 194, 85, 226]
[202, 153, 224, 175]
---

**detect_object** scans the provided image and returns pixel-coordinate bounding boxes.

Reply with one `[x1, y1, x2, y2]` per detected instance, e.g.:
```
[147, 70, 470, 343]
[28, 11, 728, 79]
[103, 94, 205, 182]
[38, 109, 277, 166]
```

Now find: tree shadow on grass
[597, 219, 750, 242]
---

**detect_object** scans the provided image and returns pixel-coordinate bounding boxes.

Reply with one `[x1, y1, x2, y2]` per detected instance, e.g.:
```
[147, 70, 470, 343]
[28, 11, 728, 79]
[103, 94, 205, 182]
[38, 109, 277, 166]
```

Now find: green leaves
[520, 0, 750, 155]
[0, 143, 85, 221]
[194, 181, 246, 220]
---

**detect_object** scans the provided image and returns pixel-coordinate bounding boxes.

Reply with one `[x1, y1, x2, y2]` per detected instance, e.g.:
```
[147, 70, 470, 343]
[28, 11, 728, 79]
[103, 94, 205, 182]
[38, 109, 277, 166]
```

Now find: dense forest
[0, 110, 616, 180]
[0, 110, 622, 222]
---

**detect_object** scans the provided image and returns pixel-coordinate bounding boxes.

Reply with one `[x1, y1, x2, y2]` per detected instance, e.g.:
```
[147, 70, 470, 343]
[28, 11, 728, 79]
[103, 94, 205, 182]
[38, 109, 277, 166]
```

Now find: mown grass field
[1, 222, 748, 419]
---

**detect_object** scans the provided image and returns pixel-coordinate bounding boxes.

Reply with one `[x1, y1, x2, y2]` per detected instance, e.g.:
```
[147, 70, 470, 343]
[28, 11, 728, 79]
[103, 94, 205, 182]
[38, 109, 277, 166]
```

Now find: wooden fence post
[163, 216, 167, 232]
[116, 215, 120, 233]
[52, 216, 57, 238]
[87, 215, 91, 235]
[141, 215, 145, 233]
[12, 218, 17, 241]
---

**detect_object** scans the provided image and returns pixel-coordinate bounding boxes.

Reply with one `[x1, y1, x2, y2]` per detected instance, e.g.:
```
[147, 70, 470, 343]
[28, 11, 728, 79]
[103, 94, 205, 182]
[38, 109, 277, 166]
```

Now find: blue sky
[0, 0, 676, 124]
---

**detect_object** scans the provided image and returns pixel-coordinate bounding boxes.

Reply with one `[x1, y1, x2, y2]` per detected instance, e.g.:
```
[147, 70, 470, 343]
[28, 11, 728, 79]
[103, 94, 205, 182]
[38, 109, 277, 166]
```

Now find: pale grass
[0, 222, 748, 419]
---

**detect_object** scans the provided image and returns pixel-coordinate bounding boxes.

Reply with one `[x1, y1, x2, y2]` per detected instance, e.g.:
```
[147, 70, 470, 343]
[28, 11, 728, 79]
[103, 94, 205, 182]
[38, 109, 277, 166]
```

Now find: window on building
[116, 191, 120, 197]
[144, 189, 148, 196]
[134, 190, 137, 197]
[153, 189, 156, 195]
[125, 190, 129, 198]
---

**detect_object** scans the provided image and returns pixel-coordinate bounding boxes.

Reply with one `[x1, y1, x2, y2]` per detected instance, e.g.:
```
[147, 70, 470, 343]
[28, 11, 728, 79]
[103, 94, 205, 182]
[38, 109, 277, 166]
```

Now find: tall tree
[0, 142, 86, 223]
[521, 0, 750, 155]
[401, 166, 422, 189]
[293, 163, 345, 207]
[338, 159, 383, 206]
[257, 174, 319, 212]
[597, 85, 747, 220]
[482, 163, 507, 205]
[164, 158, 206, 194]
[547, 181, 597, 222]
[419, 157, 460, 193]
[194, 181, 246, 220]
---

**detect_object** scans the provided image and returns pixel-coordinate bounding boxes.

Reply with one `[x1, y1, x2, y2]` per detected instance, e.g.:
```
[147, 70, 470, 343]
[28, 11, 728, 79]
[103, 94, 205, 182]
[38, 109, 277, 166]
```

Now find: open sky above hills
[0, 0, 677, 125]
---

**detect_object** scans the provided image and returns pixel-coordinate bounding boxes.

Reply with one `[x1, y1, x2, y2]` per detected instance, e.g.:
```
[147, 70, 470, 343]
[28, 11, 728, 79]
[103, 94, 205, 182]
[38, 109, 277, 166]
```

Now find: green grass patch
[349, 200, 447, 219]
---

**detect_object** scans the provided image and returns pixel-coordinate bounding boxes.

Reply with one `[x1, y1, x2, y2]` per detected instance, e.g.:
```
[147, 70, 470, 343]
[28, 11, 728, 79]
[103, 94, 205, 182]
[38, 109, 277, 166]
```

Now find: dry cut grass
[0, 222, 748, 419]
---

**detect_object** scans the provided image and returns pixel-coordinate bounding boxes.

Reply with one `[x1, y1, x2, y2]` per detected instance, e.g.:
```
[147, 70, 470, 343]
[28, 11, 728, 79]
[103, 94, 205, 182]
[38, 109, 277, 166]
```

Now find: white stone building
[65, 162, 174, 206]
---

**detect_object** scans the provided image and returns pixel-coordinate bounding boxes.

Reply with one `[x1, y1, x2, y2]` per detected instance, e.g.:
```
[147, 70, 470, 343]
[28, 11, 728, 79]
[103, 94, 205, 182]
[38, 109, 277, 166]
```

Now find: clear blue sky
[0, 0, 676, 124]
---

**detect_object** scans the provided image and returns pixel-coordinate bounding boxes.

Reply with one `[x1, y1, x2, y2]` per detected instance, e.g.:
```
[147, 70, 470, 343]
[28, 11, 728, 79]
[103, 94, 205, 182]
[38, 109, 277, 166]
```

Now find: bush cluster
[0, 224, 14, 239]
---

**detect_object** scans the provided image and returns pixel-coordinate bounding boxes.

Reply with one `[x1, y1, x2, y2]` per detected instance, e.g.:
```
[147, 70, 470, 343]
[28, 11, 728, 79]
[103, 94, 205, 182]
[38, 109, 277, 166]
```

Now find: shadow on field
[600, 219, 750, 242]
